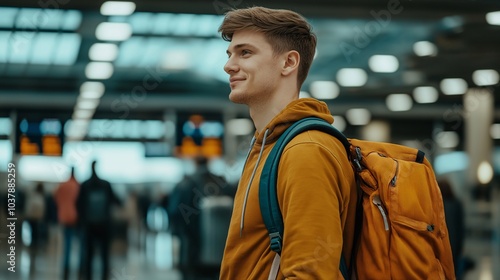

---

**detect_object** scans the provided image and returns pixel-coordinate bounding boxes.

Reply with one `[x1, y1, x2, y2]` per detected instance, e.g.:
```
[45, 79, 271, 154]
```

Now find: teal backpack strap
[259, 117, 350, 279]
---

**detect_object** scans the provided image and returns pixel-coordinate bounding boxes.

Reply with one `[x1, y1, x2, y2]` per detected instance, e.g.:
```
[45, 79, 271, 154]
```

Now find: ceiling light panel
[413, 86, 438, 103]
[29, 33, 57, 64]
[89, 43, 118, 61]
[386, 93, 413, 111]
[472, 69, 499, 86]
[81, 81, 105, 94]
[61, 10, 83, 31]
[440, 78, 468, 95]
[171, 14, 198, 36]
[7, 31, 34, 63]
[486, 11, 500, 25]
[368, 55, 399, 73]
[413, 41, 438, 57]
[0, 7, 18, 28]
[192, 14, 223, 37]
[95, 22, 132, 41]
[85, 62, 114, 80]
[76, 99, 100, 110]
[13, 8, 82, 31]
[434, 131, 459, 149]
[127, 12, 155, 34]
[53, 33, 81, 65]
[0, 31, 10, 62]
[310, 81, 340, 99]
[140, 37, 169, 67]
[361, 120, 390, 142]
[72, 109, 95, 120]
[114, 36, 145, 67]
[1, 31, 80, 65]
[346, 108, 371, 126]
[332, 115, 346, 132]
[100, 1, 136, 16]
[15, 8, 57, 29]
[80, 81, 105, 99]
[337, 68, 368, 87]
[123, 12, 223, 37]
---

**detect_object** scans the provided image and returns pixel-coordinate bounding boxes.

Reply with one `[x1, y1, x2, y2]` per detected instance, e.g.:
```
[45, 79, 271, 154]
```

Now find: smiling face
[224, 29, 283, 106]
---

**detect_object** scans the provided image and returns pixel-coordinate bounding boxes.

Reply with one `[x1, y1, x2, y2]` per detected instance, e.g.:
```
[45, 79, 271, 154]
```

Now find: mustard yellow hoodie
[220, 98, 357, 279]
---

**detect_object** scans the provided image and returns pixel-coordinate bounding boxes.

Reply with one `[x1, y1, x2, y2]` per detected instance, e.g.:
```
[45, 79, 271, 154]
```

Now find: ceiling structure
[0, 0, 499, 142]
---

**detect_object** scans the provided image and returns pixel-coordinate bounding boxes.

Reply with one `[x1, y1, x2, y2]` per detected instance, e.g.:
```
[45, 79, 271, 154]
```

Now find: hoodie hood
[254, 98, 334, 145]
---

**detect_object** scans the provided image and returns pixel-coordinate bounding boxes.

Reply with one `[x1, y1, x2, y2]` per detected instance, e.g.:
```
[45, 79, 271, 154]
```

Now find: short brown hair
[218, 6, 317, 89]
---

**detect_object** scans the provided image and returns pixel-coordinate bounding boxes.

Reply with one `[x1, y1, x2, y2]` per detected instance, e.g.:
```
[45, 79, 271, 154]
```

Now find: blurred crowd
[0, 156, 235, 280]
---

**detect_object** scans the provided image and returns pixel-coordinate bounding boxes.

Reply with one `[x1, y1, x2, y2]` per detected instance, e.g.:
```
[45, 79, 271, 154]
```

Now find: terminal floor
[0, 225, 498, 280]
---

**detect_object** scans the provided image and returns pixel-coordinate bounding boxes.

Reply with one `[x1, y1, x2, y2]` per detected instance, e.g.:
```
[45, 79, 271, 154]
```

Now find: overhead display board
[15, 117, 65, 156]
[175, 112, 224, 158]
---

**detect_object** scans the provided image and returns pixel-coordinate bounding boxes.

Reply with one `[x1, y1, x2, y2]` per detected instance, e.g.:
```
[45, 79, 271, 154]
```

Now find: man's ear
[282, 50, 300, 76]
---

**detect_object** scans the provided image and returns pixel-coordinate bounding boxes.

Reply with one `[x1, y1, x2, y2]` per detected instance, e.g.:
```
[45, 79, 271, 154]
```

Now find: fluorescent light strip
[486, 11, 500, 26]
[413, 41, 437, 57]
[386, 94, 413, 112]
[472, 69, 499, 86]
[100, 1, 136, 16]
[310, 81, 339, 99]
[89, 43, 118, 61]
[337, 68, 368, 87]
[413, 86, 438, 104]
[440, 78, 468, 95]
[369, 55, 399, 73]
[346, 108, 371, 126]
[95, 22, 132, 41]
[85, 62, 114, 80]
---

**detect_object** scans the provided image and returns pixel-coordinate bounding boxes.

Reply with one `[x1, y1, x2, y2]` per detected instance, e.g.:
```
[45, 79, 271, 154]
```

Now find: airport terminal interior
[0, 0, 500, 279]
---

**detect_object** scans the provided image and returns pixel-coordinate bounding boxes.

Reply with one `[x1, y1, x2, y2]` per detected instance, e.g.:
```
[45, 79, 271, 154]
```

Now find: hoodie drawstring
[240, 129, 269, 237]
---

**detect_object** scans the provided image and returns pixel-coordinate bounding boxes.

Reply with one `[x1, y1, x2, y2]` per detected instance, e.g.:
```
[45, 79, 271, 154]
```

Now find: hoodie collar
[253, 98, 334, 145]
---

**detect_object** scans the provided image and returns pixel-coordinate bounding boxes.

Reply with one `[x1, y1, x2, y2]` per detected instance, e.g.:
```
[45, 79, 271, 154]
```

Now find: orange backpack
[259, 117, 455, 279]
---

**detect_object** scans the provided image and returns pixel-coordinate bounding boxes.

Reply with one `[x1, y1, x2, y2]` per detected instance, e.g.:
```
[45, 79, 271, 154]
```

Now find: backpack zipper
[375, 153, 398, 187]
[390, 159, 399, 187]
[373, 195, 389, 231]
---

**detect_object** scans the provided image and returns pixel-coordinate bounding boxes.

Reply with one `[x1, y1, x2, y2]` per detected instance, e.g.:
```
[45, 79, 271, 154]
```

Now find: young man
[219, 7, 357, 279]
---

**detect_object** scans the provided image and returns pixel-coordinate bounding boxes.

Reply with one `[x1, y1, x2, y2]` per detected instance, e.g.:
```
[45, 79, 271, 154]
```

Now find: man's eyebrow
[226, 43, 255, 55]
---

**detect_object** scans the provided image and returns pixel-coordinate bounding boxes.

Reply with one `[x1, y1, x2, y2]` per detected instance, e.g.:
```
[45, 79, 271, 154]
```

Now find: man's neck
[249, 86, 299, 133]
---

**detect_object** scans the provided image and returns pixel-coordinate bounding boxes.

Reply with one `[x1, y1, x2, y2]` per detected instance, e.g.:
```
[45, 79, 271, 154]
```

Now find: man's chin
[228, 91, 247, 104]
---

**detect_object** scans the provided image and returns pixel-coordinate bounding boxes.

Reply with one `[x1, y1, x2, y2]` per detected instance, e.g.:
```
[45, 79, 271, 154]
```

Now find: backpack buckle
[269, 232, 282, 253]
[353, 146, 363, 172]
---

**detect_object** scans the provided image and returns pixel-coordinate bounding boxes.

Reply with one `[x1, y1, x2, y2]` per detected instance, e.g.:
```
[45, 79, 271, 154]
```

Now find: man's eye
[241, 50, 251, 56]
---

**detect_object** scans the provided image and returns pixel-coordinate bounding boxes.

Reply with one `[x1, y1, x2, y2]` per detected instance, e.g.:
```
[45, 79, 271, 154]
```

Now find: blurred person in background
[168, 155, 229, 280]
[54, 166, 80, 280]
[24, 182, 47, 274]
[123, 189, 141, 248]
[438, 179, 465, 280]
[77, 160, 122, 280]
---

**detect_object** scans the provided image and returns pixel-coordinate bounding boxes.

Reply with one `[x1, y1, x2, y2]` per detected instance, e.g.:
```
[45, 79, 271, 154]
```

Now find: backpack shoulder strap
[259, 117, 349, 278]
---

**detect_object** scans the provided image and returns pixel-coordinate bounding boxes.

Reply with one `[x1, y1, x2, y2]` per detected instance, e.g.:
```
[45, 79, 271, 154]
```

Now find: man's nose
[224, 57, 238, 74]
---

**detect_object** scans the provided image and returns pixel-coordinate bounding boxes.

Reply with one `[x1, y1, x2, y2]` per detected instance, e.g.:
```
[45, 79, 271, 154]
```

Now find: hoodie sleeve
[277, 133, 351, 280]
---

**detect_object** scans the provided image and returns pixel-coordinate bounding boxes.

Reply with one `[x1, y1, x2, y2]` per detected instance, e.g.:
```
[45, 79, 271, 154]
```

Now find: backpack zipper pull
[373, 195, 389, 231]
